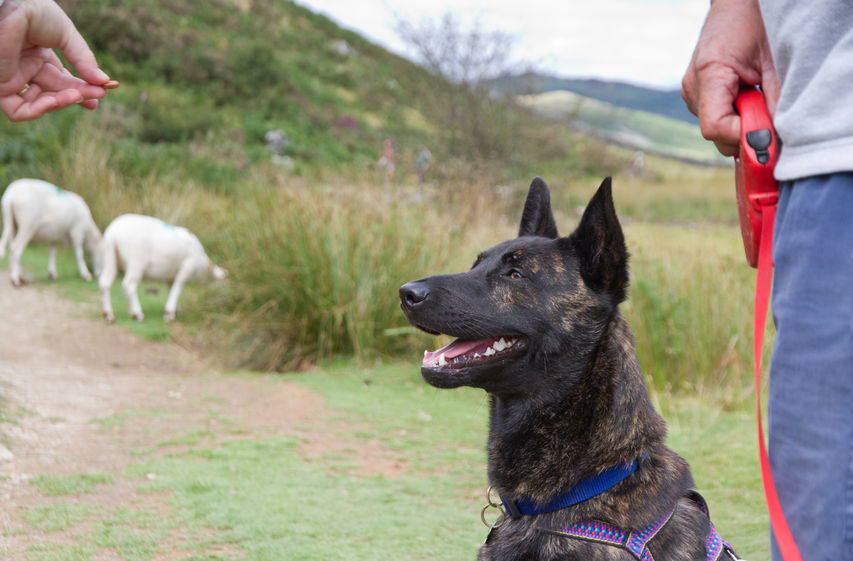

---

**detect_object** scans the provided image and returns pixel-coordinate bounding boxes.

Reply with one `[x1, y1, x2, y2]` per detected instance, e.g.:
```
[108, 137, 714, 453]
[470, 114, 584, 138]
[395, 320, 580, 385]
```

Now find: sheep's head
[211, 265, 228, 281]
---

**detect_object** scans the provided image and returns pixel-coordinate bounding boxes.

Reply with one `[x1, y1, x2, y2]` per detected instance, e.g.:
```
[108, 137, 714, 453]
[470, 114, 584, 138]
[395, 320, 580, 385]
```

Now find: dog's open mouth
[423, 336, 527, 369]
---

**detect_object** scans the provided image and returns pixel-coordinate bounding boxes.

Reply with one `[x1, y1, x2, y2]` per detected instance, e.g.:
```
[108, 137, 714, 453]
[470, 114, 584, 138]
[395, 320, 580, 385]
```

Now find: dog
[399, 177, 740, 561]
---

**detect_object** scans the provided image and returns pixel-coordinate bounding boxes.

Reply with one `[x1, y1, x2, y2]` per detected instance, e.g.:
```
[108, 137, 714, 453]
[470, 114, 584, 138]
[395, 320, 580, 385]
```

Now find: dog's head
[399, 177, 628, 395]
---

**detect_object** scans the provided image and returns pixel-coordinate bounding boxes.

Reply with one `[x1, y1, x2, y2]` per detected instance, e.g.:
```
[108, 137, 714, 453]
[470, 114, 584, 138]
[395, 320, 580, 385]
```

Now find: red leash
[735, 86, 803, 561]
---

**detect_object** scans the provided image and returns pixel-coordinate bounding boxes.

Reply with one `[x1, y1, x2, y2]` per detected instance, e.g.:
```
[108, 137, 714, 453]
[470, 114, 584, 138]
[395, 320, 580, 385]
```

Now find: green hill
[2, 0, 628, 189]
[61, 0, 434, 166]
[494, 73, 698, 125]
[518, 90, 727, 165]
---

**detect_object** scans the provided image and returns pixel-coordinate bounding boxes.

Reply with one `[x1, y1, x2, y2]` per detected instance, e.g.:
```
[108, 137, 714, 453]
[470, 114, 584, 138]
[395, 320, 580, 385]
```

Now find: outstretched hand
[0, 0, 118, 122]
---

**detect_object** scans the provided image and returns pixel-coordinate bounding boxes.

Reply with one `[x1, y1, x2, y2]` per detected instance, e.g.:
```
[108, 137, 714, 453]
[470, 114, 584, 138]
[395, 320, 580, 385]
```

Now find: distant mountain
[493, 73, 698, 125]
[516, 90, 726, 165]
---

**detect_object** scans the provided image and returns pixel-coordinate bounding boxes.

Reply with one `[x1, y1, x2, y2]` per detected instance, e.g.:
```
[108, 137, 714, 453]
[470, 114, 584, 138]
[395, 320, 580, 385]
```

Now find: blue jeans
[769, 173, 853, 561]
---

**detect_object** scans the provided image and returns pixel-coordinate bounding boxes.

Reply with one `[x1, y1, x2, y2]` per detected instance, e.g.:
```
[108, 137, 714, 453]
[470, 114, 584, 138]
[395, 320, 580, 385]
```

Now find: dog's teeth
[474, 353, 481, 358]
[438, 353, 447, 366]
[484, 347, 496, 356]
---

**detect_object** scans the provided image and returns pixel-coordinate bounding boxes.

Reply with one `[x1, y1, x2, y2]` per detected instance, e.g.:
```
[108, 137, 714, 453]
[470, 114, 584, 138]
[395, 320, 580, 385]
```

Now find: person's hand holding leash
[0, 0, 118, 121]
[681, 0, 779, 157]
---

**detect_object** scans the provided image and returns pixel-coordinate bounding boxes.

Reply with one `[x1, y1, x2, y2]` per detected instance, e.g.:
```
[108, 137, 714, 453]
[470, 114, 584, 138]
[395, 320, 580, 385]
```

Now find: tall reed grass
[623, 222, 762, 399]
[191, 182, 462, 370]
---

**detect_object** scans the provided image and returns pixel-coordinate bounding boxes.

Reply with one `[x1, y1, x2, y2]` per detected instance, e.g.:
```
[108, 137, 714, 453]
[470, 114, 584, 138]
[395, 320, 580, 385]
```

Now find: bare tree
[395, 13, 524, 162]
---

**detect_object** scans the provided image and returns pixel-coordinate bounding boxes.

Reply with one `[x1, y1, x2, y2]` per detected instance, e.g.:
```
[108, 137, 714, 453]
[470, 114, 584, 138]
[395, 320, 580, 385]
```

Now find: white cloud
[294, 0, 708, 88]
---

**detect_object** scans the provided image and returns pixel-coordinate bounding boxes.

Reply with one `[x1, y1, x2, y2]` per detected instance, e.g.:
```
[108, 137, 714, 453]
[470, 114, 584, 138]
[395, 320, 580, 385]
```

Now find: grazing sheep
[0, 178, 102, 286]
[99, 214, 227, 322]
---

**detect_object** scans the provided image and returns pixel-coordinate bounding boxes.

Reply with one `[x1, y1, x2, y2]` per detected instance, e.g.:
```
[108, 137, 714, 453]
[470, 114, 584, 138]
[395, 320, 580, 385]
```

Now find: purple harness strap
[547, 492, 738, 561]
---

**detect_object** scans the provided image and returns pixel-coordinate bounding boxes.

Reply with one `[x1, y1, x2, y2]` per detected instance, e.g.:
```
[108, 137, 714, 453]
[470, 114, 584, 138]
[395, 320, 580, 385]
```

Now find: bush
[137, 89, 223, 144]
[194, 182, 458, 371]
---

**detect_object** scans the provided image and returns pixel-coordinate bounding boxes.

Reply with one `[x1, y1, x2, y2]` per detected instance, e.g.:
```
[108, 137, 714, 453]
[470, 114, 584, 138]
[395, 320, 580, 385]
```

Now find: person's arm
[0, 0, 117, 122]
[681, 0, 779, 156]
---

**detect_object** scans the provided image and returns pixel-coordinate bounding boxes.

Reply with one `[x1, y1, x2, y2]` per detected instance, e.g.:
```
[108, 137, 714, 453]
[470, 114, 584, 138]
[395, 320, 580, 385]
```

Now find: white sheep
[98, 214, 227, 322]
[0, 178, 102, 286]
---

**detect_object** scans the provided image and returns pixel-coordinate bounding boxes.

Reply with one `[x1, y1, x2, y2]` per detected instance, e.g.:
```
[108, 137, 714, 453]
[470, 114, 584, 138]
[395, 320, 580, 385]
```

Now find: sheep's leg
[121, 265, 145, 321]
[163, 260, 195, 322]
[98, 243, 117, 323]
[8, 223, 36, 287]
[47, 246, 58, 280]
[71, 232, 93, 281]
[0, 203, 13, 260]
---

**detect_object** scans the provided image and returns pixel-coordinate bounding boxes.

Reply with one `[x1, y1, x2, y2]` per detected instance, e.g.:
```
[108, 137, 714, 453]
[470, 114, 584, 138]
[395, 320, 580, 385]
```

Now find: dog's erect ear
[518, 177, 559, 239]
[568, 177, 628, 303]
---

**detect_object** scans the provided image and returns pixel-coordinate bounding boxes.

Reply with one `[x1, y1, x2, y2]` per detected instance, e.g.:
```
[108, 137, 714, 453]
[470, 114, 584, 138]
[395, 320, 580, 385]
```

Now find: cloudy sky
[294, 0, 709, 90]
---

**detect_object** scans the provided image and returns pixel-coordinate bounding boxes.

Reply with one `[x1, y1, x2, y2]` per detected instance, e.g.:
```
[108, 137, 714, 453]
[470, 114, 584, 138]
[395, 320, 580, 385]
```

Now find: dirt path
[0, 279, 381, 559]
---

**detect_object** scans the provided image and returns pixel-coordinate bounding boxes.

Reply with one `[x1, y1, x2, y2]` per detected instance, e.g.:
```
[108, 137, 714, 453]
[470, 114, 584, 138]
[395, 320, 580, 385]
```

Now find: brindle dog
[399, 178, 738, 561]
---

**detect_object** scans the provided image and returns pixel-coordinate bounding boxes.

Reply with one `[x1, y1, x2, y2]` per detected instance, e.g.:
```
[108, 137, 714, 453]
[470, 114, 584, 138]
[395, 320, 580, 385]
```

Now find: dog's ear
[518, 177, 559, 238]
[568, 177, 628, 303]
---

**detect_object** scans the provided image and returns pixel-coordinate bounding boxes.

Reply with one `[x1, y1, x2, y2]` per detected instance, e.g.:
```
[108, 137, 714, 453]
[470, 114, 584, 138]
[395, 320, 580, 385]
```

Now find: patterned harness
[546, 491, 740, 561]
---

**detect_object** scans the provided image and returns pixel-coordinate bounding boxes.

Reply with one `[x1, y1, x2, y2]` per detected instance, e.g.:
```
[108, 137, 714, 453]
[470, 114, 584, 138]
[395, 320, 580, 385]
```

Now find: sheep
[98, 214, 227, 322]
[0, 178, 102, 286]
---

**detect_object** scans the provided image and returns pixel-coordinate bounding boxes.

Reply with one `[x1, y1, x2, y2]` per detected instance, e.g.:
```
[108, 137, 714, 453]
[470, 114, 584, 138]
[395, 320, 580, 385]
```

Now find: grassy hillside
[494, 73, 698, 124]
[518, 90, 727, 165]
[2, 0, 433, 178]
[0, 0, 618, 186]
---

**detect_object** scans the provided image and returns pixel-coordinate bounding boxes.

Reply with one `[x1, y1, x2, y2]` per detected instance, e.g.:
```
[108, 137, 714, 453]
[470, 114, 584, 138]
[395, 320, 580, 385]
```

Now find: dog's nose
[400, 281, 430, 310]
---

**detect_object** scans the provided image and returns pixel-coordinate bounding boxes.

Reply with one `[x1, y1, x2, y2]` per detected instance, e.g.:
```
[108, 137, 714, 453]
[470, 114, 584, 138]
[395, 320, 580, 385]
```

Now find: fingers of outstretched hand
[0, 74, 100, 122]
[0, 90, 63, 122]
[2, 85, 94, 121]
[34, 56, 108, 99]
[0, 0, 113, 88]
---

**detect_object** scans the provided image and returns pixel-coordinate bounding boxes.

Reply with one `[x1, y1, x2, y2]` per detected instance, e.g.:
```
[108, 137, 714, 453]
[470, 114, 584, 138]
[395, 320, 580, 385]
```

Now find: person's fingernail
[93, 68, 110, 83]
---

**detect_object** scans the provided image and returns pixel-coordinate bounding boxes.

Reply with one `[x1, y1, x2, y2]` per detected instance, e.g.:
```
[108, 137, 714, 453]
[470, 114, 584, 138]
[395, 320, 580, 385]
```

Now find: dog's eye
[506, 269, 523, 280]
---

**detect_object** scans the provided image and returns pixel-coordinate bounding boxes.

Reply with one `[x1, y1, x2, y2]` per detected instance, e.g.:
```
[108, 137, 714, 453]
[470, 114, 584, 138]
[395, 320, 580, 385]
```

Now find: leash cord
[753, 203, 804, 561]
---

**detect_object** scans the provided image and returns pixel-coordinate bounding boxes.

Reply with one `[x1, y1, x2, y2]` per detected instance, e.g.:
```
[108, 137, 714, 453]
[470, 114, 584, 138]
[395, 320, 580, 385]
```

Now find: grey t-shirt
[759, 0, 853, 180]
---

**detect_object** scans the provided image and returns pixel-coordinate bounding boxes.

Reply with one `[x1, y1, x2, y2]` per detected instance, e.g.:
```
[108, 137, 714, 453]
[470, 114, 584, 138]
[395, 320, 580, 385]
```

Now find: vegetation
[517, 90, 727, 165]
[493, 73, 699, 125]
[0, 0, 760, 390]
[10, 363, 769, 561]
[0, 5, 774, 560]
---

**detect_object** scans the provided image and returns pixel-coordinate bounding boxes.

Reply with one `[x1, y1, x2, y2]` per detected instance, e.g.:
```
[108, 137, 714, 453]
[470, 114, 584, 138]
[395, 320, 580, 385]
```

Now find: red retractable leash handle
[735, 86, 779, 268]
[734, 85, 803, 561]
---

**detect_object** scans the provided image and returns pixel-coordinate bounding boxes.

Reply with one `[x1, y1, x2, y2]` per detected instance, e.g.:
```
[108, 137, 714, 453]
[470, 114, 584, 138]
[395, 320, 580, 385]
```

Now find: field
[0, 2, 776, 558]
[0, 292, 770, 560]
[1, 147, 774, 560]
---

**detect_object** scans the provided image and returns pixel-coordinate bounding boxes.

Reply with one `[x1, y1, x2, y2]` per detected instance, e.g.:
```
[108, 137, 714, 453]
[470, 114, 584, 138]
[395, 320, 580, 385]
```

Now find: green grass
[11, 362, 769, 561]
[24, 544, 95, 561]
[22, 503, 93, 532]
[11, 244, 182, 342]
[30, 473, 114, 496]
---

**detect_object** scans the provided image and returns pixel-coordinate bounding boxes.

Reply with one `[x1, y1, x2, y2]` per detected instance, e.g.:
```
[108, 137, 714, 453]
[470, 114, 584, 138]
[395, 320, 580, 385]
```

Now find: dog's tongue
[423, 338, 495, 367]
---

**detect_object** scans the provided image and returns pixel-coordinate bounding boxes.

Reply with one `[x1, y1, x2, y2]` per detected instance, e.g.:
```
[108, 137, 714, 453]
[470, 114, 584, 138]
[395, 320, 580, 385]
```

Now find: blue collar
[500, 456, 645, 518]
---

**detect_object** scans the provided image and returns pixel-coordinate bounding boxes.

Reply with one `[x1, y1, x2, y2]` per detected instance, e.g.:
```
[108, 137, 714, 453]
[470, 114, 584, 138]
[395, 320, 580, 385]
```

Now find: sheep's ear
[518, 177, 558, 238]
[568, 177, 628, 303]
